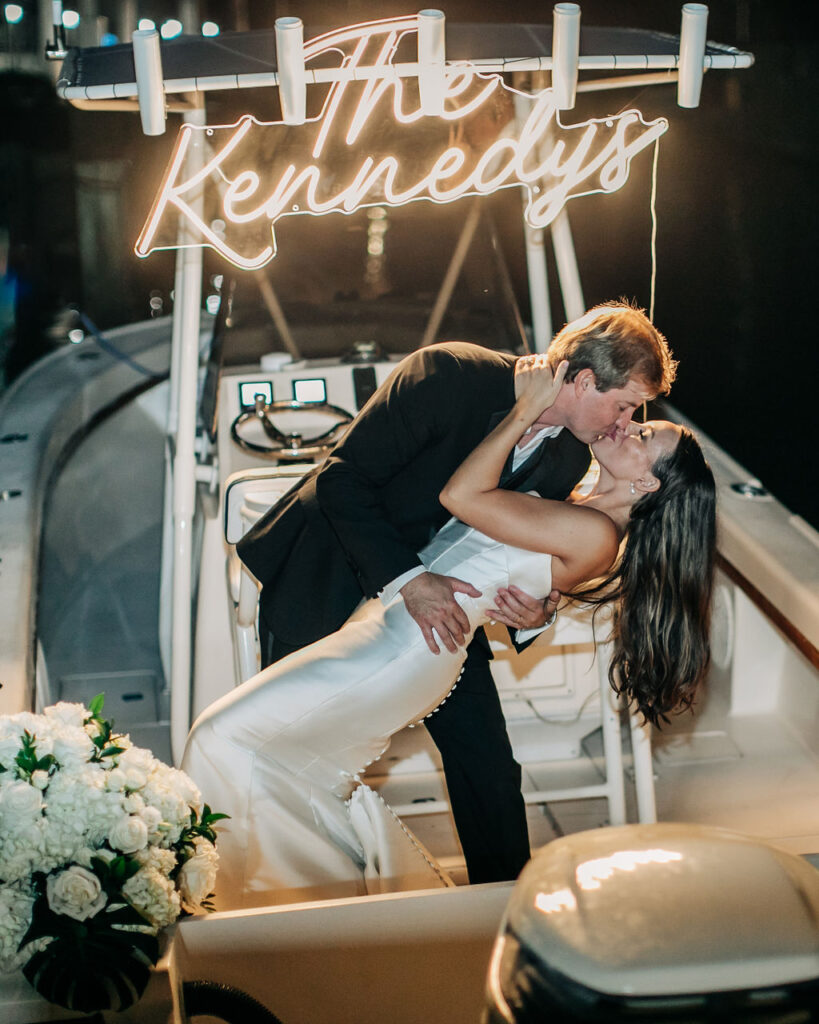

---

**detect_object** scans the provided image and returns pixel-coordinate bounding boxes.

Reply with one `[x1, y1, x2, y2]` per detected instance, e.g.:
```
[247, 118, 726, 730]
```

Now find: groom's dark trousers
[238, 342, 590, 884]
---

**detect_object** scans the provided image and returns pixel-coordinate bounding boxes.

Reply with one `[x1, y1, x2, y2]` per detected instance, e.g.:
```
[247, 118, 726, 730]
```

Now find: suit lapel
[503, 438, 551, 490]
[484, 411, 589, 495]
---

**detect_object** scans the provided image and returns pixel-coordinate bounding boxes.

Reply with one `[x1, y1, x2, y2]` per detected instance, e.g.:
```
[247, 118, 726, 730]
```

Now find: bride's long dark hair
[573, 428, 717, 725]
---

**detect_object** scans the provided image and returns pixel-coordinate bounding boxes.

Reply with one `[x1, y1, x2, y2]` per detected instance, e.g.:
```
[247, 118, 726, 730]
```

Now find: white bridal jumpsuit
[182, 518, 552, 910]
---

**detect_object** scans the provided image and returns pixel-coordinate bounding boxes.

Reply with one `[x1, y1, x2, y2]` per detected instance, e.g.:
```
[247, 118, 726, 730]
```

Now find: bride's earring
[629, 481, 637, 495]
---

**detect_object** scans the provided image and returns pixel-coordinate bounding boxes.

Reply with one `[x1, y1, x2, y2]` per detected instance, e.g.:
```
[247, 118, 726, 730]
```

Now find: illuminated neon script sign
[136, 16, 669, 270]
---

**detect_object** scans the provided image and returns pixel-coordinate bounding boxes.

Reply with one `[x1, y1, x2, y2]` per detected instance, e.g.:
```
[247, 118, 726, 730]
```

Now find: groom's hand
[491, 585, 561, 631]
[401, 572, 482, 655]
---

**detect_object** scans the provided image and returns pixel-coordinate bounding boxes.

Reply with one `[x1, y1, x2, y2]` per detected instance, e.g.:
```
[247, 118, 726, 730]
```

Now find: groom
[238, 301, 676, 884]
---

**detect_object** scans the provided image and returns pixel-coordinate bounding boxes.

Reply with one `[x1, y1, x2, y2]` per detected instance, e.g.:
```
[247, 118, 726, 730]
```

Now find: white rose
[178, 839, 219, 912]
[43, 702, 87, 729]
[109, 815, 149, 853]
[140, 805, 163, 835]
[123, 768, 148, 792]
[123, 792, 145, 814]
[46, 866, 107, 922]
[117, 746, 155, 774]
[0, 779, 43, 828]
[30, 770, 50, 790]
[105, 768, 127, 791]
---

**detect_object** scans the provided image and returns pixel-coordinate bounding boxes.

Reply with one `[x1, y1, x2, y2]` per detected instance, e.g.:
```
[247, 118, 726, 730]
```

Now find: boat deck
[24, 341, 819, 884]
[371, 654, 819, 884]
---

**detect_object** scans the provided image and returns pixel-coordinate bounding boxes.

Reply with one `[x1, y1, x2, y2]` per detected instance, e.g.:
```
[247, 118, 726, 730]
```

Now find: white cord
[648, 134, 661, 323]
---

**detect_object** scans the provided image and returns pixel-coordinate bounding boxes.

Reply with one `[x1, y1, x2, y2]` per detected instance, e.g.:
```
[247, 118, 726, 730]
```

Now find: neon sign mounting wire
[649, 134, 661, 323]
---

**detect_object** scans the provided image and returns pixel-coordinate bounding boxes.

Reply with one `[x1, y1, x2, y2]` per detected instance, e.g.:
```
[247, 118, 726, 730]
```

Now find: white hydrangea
[43, 702, 87, 730]
[122, 867, 181, 930]
[0, 828, 47, 886]
[50, 726, 94, 768]
[0, 729, 24, 768]
[134, 845, 176, 875]
[0, 882, 40, 972]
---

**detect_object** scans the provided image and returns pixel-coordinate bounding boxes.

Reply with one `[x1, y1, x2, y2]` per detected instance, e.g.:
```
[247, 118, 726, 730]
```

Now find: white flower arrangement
[0, 696, 226, 1013]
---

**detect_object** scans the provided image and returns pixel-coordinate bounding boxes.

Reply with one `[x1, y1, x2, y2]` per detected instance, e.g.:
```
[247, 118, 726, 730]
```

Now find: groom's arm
[315, 345, 512, 597]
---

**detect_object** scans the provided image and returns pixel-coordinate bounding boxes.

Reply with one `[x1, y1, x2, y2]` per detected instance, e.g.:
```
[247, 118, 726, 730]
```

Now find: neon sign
[136, 17, 668, 270]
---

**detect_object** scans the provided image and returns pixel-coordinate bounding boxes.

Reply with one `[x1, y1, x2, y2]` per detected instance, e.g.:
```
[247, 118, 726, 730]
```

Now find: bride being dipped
[182, 357, 716, 910]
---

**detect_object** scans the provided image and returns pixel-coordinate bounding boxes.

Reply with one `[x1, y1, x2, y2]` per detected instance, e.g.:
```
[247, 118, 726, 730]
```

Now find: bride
[182, 358, 716, 910]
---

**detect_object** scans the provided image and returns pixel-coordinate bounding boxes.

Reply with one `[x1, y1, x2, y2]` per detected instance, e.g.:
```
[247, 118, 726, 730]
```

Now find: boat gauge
[238, 381, 273, 408]
[292, 378, 327, 404]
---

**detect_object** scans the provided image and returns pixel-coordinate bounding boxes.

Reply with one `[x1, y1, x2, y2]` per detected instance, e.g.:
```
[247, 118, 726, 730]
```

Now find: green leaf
[91, 854, 141, 899]
[88, 693, 106, 717]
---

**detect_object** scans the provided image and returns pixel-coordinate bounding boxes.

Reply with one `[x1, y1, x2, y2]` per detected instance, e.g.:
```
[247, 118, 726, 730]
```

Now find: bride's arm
[440, 361, 616, 588]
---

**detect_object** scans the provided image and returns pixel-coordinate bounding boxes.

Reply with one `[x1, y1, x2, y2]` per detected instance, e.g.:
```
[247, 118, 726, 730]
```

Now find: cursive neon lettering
[136, 16, 668, 269]
[473, 137, 519, 193]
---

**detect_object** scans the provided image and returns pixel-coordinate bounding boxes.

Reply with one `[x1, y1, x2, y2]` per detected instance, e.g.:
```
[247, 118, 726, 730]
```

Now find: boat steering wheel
[230, 396, 354, 461]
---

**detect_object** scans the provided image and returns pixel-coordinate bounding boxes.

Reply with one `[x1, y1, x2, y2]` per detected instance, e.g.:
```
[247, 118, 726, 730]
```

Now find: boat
[2, 5, 819, 1022]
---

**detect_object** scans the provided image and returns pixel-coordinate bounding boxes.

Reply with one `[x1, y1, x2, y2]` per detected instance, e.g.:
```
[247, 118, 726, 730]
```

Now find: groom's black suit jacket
[238, 342, 591, 648]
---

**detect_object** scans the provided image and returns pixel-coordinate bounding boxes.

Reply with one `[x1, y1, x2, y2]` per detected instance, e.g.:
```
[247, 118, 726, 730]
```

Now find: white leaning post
[551, 3, 581, 111]
[597, 644, 627, 826]
[418, 9, 446, 117]
[170, 104, 206, 766]
[275, 17, 307, 125]
[132, 29, 166, 135]
[677, 3, 709, 108]
[629, 711, 658, 822]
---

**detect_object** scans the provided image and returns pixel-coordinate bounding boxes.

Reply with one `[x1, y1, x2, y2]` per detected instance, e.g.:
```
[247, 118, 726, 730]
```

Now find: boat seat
[223, 466, 317, 682]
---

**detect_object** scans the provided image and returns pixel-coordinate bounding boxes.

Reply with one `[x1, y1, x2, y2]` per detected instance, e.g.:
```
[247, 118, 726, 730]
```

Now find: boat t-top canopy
[55, 10, 753, 111]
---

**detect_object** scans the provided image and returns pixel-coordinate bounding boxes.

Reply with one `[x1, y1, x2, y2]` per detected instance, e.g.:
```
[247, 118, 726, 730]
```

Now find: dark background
[1, 1, 817, 531]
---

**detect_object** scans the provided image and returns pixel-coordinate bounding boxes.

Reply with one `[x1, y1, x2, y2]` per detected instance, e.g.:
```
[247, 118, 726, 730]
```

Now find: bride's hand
[514, 356, 569, 415]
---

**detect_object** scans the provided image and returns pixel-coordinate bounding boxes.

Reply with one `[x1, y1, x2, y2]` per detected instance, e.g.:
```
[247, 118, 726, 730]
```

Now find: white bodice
[420, 517, 552, 621]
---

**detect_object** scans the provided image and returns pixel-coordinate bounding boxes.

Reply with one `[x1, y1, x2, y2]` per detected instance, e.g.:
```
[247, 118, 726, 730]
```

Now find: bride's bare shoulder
[550, 504, 620, 588]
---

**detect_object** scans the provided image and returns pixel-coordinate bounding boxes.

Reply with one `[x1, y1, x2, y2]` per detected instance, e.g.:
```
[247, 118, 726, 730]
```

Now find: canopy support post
[678, 3, 709, 108]
[168, 101, 206, 765]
